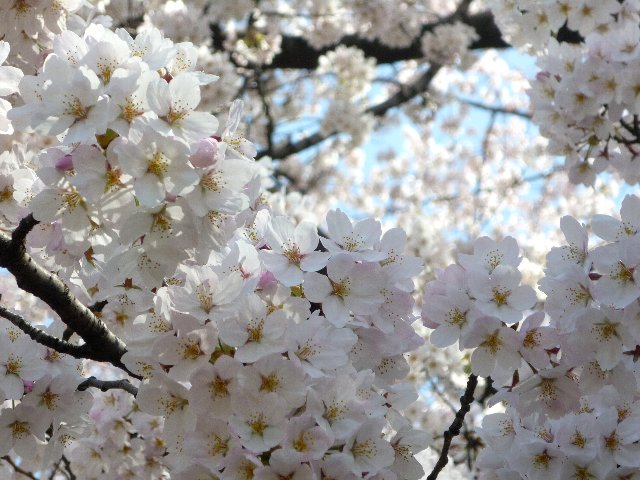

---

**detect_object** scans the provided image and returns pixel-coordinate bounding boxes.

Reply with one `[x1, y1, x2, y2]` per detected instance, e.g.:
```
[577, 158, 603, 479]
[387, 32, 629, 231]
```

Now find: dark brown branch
[0, 229, 129, 372]
[0, 305, 92, 360]
[47, 458, 62, 480]
[77, 376, 138, 396]
[212, 10, 509, 71]
[256, 73, 276, 153]
[61, 455, 76, 480]
[427, 374, 478, 480]
[11, 213, 38, 245]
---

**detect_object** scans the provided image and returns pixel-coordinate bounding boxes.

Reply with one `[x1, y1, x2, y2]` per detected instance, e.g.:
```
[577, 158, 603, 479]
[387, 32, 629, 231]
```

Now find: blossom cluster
[491, 0, 640, 186]
[422, 194, 640, 478]
[0, 6, 431, 479]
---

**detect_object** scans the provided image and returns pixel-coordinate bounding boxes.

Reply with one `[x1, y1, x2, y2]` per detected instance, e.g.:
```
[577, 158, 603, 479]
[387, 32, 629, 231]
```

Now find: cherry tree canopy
[1, 0, 640, 479]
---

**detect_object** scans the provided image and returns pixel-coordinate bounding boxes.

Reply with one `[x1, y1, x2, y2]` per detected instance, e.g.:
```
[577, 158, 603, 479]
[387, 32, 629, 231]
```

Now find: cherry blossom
[4, 1, 640, 479]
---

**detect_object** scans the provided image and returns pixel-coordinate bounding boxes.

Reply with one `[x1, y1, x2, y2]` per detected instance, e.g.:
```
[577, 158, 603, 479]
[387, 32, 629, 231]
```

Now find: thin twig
[259, 64, 442, 160]
[426, 374, 478, 480]
[61, 455, 76, 480]
[47, 458, 62, 480]
[77, 376, 139, 396]
[0, 305, 92, 360]
[457, 97, 531, 119]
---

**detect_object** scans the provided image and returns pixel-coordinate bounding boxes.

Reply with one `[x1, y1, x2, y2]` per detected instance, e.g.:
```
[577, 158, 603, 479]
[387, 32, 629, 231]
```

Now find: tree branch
[0, 305, 93, 360]
[11, 213, 38, 245]
[60, 455, 76, 480]
[457, 97, 531, 119]
[427, 374, 478, 480]
[2, 456, 37, 479]
[212, 10, 509, 71]
[259, 64, 441, 160]
[77, 376, 138, 396]
[0, 227, 129, 372]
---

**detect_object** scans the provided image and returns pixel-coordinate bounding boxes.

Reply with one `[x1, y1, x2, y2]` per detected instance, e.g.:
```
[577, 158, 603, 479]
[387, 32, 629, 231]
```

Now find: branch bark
[212, 10, 509, 71]
[0, 306, 93, 360]
[77, 376, 138, 396]
[0, 217, 129, 372]
[427, 374, 478, 480]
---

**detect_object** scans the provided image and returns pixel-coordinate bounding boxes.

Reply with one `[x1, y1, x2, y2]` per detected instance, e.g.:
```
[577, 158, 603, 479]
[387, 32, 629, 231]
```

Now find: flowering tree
[1, 0, 640, 479]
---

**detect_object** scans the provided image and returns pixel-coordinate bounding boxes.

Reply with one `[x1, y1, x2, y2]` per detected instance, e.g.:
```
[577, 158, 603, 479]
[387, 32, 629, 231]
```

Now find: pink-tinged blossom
[69, 144, 127, 203]
[592, 194, 640, 243]
[423, 287, 475, 348]
[551, 412, 599, 461]
[0, 41, 22, 134]
[0, 404, 48, 458]
[254, 458, 314, 480]
[307, 376, 363, 441]
[516, 312, 559, 370]
[314, 453, 360, 480]
[539, 264, 592, 330]
[218, 293, 288, 362]
[320, 208, 385, 261]
[304, 254, 385, 327]
[116, 27, 175, 71]
[229, 392, 287, 453]
[168, 265, 243, 323]
[468, 265, 537, 324]
[136, 372, 192, 445]
[512, 368, 581, 418]
[29, 185, 95, 243]
[119, 203, 190, 247]
[377, 227, 423, 292]
[271, 414, 333, 463]
[145, 72, 219, 142]
[590, 238, 640, 308]
[545, 215, 590, 276]
[388, 414, 430, 480]
[189, 355, 242, 419]
[260, 216, 329, 286]
[183, 417, 240, 472]
[111, 129, 198, 207]
[572, 308, 628, 370]
[459, 236, 521, 274]
[286, 313, 357, 377]
[462, 316, 521, 381]
[507, 439, 563, 480]
[219, 450, 262, 480]
[152, 323, 218, 380]
[220, 99, 258, 161]
[595, 406, 640, 469]
[10, 55, 115, 144]
[107, 62, 158, 137]
[109, 241, 187, 288]
[184, 152, 254, 217]
[238, 354, 307, 409]
[579, 361, 637, 397]
[343, 418, 395, 476]
[21, 373, 91, 425]
[0, 152, 37, 223]
[0, 335, 47, 400]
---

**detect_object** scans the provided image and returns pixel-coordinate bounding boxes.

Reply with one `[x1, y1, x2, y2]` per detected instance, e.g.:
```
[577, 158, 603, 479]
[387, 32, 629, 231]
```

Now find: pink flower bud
[55, 154, 74, 171]
[190, 138, 219, 167]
